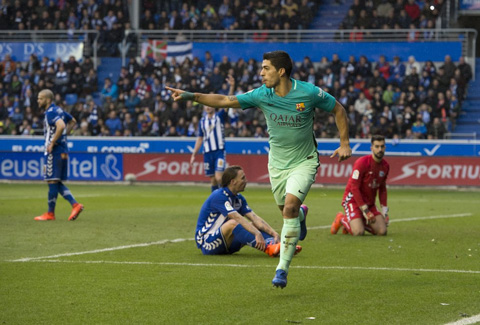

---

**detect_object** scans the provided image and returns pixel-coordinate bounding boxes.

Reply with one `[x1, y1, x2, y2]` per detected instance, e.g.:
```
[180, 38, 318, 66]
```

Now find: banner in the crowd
[459, 0, 480, 10]
[123, 154, 480, 186]
[0, 152, 123, 181]
[141, 40, 193, 63]
[1, 136, 479, 157]
[192, 41, 463, 65]
[0, 42, 84, 62]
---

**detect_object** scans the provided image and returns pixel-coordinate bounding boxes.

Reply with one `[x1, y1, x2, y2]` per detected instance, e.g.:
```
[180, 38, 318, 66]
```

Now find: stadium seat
[65, 93, 78, 106]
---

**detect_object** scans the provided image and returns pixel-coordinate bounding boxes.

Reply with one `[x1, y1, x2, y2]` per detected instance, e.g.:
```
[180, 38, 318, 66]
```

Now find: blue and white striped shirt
[198, 108, 226, 153]
[44, 103, 72, 155]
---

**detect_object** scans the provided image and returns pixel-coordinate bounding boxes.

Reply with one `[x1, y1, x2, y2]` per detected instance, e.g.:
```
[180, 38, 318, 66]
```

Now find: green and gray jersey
[237, 78, 336, 169]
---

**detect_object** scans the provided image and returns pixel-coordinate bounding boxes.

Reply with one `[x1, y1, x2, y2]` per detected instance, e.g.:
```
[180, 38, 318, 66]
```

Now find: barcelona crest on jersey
[296, 102, 305, 112]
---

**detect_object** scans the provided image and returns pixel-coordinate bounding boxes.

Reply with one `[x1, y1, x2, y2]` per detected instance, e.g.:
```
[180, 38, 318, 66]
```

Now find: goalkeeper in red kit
[331, 135, 390, 236]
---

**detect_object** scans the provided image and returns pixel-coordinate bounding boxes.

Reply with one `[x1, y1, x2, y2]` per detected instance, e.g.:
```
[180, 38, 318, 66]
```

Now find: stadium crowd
[0, 49, 472, 140]
[0, 0, 473, 140]
[340, 0, 445, 38]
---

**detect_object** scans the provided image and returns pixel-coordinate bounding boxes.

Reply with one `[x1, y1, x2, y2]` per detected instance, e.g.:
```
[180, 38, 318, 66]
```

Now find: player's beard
[374, 151, 384, 160]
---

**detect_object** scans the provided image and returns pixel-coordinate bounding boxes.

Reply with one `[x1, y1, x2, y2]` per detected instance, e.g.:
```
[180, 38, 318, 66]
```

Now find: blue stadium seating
[454, 58, 480, 138]
[65, 93, 78, 106]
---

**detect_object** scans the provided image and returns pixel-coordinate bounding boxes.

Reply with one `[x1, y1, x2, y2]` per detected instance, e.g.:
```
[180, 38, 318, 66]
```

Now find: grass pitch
[0, 183, 479, 324]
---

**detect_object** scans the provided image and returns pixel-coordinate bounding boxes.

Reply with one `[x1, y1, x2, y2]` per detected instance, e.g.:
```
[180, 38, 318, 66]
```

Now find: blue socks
[48, 182, 77, 213]
[232, 224, 272, 248]
[47, 183, 59, 213]
[58, 182, 77, 205]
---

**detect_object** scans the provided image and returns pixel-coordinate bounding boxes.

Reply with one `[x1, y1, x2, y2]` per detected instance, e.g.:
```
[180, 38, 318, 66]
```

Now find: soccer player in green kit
[167, 51, 352, 288]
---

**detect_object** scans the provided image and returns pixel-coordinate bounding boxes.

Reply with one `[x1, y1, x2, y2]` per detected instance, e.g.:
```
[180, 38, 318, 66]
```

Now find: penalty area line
[444, 314, 480, 325]
[17, 259, 480, 275]
[8, 238, 194, 262]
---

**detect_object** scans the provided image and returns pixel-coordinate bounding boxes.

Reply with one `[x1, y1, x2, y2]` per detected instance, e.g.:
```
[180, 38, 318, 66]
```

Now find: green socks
[276, 217, 300, 273]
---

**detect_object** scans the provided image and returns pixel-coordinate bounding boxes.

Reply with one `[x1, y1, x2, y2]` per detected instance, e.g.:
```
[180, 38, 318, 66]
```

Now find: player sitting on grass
[195, 165, 301, 256]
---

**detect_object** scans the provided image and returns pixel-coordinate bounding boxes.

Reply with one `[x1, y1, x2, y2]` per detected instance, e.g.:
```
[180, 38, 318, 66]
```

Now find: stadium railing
[445, 132, 477, 140]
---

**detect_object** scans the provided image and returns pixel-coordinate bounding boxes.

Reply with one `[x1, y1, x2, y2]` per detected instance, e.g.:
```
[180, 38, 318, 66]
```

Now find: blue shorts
[200, 228, 242, 255]
[44, 152, 68, 181]
[203, 150, 226, 177]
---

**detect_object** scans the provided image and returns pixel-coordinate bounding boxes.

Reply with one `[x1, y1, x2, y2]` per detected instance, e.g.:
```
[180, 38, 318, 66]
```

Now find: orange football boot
[68, 203, 84, 221]
[331, 212, 344, 234]
[34, 212, 55, 221]
[264, 243, 302, 257]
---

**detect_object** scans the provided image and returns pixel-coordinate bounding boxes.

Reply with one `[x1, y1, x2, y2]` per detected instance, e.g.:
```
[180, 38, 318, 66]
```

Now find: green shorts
[268, 157, 319, 206]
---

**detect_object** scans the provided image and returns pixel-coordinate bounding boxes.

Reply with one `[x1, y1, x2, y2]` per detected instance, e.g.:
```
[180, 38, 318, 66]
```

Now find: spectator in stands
[105, 110, 122, 136]
[411, 114, 427, 139]
[440, 55, 456, 80]
[392, 114, 407, 138]
[357, 115, 372, 138]
[54, 65, 69, 96]
[1, 54, 16, 77]
[83, 68, 98, 95]
[403, 66, 420, 90]
[100, 77, 118, 102]
[404, 0, 421, 23]
[354, 92, 370, 116]
[69, 66, 85, 96]
[428, 117, 447, 139]
[405, 56, 421, 76]
[388, 56, 406, 86]
[435, 67, 450, 93]
[457, 56, 472, 82]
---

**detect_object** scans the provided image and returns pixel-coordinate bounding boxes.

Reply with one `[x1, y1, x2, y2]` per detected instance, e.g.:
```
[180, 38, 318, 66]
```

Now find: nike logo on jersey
[298, 190, 305, 194]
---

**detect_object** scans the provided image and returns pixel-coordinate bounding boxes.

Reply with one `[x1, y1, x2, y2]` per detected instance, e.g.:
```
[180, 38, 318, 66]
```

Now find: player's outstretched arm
[166, 86, 241, 109]
[330, 101, 352, 162]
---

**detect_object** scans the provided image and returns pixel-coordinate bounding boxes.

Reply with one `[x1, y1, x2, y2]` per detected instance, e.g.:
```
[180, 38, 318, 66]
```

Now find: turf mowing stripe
[444, 313, 480, 325]
[308, 213, 473, 230]
[8, 238, 194, 262]
[18, 259, 480, 274]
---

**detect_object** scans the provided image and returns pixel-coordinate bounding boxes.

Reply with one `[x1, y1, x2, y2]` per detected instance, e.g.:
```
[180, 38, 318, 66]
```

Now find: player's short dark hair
[263, 51, 293, 78]
[371, 134, 385, 143]
[221, 165, 243, 187]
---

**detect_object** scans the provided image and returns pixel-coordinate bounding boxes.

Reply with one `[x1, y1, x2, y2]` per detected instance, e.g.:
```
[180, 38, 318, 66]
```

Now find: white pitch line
[18, 259, 480, 275]
[9, 238, 194, 262]
[308, 213, 473, 230]
[8, 213, 473, 262]
[445, 314, 480, 325]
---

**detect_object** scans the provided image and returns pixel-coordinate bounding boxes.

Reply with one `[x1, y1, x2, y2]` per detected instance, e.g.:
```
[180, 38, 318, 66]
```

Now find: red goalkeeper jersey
[342, 155, 390, 208]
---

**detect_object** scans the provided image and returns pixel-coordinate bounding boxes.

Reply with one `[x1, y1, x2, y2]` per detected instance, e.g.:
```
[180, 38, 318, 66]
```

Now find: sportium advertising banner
[123, 154, 480, 186]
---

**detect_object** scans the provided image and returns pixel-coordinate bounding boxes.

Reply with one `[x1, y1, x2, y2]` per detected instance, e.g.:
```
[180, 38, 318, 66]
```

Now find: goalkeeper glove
[362, 208, 376, 225]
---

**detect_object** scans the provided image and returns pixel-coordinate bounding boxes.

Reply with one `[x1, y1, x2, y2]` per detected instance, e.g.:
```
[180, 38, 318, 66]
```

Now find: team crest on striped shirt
[296, 103, 305, 112]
